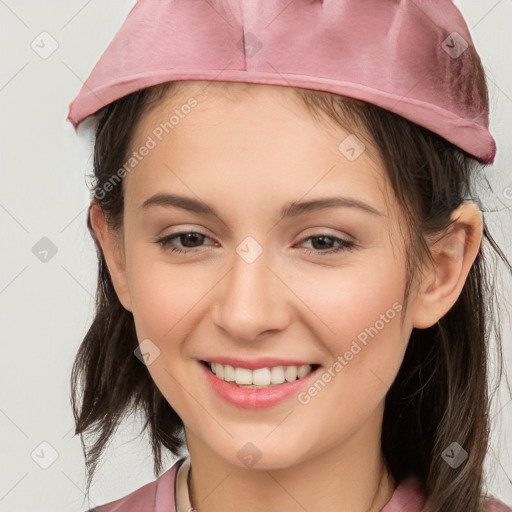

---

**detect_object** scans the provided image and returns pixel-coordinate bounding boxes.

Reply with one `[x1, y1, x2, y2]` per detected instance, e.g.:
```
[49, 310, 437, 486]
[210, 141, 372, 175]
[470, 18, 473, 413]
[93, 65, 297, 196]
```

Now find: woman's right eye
[155, 231, 214, 254]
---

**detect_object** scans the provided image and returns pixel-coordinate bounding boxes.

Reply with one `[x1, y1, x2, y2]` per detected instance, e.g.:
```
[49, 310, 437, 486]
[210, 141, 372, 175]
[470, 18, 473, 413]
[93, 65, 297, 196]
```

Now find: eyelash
[155, 230, 356, 256]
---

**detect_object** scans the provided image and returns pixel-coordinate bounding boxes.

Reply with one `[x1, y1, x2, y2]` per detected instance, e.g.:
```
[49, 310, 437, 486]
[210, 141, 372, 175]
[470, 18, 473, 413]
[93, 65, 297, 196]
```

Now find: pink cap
[67, 0, 496, 164]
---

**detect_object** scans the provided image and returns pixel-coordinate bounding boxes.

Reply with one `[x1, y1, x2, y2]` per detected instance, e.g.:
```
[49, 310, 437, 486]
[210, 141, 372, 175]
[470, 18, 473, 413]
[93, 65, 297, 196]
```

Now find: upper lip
[200, 357, 319, 370]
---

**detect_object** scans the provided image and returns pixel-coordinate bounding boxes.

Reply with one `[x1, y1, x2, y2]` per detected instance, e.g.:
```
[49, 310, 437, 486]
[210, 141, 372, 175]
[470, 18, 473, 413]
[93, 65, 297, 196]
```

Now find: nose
[213, 244, 291, 343]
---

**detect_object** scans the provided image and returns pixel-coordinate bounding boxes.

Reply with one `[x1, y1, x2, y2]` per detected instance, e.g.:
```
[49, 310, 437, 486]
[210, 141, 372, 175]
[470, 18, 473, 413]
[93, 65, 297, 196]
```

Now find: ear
[412, 201, 483, 329]
[88, 201, 132, 312]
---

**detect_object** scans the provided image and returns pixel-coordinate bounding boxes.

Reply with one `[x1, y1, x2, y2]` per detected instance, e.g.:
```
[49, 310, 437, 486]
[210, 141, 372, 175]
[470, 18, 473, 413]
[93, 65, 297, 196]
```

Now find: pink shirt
[87, 457, 512, 512]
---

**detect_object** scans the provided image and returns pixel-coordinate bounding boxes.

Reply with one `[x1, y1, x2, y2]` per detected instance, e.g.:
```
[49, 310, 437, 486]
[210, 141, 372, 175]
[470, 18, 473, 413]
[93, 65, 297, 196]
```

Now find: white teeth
[297, 365, 311, 378]
[252, 368, 271, 386]
[208, 362, 314, 387]
[234, 367, 252, 385]
[223, 364, 235, 381]
[270, 366, 285, 384]
[284, 366, 298, 382]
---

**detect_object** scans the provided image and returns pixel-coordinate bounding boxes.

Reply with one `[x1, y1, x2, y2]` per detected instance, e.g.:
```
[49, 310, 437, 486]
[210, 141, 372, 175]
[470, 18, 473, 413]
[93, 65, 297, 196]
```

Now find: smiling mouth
[200, 360, 321, 388]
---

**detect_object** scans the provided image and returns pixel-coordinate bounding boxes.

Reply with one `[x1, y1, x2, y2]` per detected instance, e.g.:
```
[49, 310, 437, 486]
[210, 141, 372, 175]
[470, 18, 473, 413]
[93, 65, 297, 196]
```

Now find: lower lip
[198, 361, 321, 409]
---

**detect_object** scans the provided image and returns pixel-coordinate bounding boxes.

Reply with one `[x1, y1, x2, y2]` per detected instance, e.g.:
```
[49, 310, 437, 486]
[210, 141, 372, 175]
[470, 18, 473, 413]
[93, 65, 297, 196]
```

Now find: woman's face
[114, 81, 422, 469]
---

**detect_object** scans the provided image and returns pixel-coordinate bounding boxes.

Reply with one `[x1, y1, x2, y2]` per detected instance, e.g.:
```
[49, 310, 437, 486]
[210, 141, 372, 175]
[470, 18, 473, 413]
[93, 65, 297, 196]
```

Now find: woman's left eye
[300, 234, 355, 255]
[155, 231, 356, 256]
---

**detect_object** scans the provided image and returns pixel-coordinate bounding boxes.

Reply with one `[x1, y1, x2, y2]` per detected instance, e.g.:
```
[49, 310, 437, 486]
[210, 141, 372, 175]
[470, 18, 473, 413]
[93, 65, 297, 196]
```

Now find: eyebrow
[140, 193, 383, 219]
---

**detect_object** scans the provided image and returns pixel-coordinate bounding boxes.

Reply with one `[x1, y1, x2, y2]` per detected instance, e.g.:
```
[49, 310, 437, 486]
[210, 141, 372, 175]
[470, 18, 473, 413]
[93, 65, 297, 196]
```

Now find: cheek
[290, 257, 406, 348]
[293, 258, 409, 409]
[125, 254, 207, 411]
[126, 252, 209, 343]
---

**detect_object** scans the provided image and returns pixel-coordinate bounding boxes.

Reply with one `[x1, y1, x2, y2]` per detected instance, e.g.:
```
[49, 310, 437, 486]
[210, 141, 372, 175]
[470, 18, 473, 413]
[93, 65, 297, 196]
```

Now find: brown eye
[156, 231, 214, 254]
[299, 235, 355, 256]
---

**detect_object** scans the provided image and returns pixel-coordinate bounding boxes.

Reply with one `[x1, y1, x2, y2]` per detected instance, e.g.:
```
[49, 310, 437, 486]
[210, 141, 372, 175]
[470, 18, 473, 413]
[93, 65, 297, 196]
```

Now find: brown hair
[71, 72, 511, 511]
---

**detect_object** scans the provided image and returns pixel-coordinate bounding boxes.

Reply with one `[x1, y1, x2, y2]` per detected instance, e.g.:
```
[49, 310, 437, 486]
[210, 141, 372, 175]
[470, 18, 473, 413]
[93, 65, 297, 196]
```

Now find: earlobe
[412, 202, 483, 329]
[88, 202, 133, 312]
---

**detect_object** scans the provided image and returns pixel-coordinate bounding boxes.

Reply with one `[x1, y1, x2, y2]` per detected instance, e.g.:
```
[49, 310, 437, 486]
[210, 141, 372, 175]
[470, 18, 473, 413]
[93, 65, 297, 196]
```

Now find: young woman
[67, 1, 512, 511]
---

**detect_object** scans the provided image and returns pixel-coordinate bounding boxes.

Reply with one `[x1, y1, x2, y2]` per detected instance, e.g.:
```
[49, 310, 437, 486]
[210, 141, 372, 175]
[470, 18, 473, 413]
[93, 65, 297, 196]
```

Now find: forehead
[159, 80, 300, 107]
[125, 80, 396, 220]
[133, 80, 370, 147]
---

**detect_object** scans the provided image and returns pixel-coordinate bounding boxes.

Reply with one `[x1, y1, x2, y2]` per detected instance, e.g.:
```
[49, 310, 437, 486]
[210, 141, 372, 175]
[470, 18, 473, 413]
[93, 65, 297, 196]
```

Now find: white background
[0, 1, 511, 511]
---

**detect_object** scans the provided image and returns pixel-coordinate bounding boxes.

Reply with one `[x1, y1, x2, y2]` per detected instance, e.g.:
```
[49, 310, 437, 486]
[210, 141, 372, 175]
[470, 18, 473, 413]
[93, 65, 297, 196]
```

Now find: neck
[184, 406, 396, 512]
